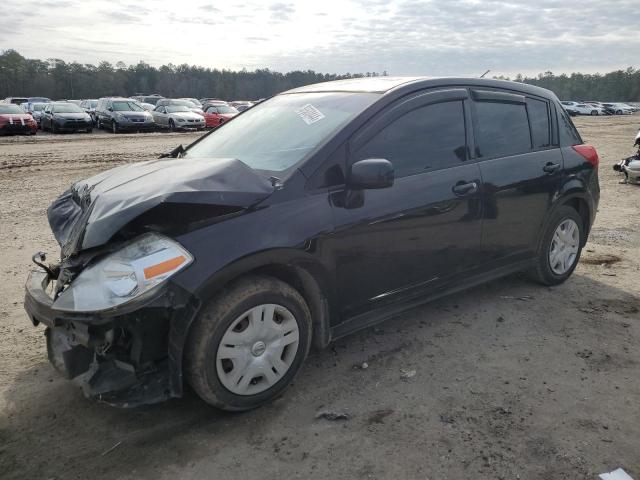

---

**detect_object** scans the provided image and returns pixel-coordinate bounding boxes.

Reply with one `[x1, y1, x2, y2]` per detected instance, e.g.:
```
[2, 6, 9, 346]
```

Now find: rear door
[329, 89, 484, 317]
[471, 89, 563, 265]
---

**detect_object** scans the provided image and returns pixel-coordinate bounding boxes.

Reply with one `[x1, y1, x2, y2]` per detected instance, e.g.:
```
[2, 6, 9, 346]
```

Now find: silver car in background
[151, 105, 205, 131]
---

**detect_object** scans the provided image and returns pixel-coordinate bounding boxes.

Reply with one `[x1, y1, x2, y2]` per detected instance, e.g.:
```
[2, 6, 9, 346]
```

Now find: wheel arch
[538, 188, 593, 251]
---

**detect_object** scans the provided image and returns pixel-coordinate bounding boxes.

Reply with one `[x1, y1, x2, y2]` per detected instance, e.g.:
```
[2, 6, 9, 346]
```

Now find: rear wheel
[528, 206, 584, 286]
[185, 275, 312, 411]
[590, 110, 598, 116]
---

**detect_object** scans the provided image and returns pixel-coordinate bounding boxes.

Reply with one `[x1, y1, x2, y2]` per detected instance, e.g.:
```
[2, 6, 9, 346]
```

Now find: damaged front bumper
[24, 269, 198, 407]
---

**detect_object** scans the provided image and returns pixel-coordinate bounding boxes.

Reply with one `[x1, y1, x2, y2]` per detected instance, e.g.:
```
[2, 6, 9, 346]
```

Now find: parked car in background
[130, 94, 164, 105]
[4, 97, 29, 105]
[139, 102, 156, 111]
[179, 98, 203, 108]
[230, 100, 254, 112]
[0, 103, 37, 135]
[156, 99, 205, 115]
[95, 97, 155, 133]
[25, 77, 600, 410]
[199, 97, 226, 105]
[41, 102, 93, 133]
[607, 103, 634, 115]
[571, 103, 604, 115]
[151, 104, 205, 131]
[560, 101, 579, 116]
[203, 103, 239, 127]
[80, 99, 99, 123]
[26, 96, 52, 104]
[25, 102, 48, 126]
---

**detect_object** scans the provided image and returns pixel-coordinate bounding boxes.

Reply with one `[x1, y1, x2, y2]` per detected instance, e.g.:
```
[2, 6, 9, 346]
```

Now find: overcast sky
[3, 0, 639, 77]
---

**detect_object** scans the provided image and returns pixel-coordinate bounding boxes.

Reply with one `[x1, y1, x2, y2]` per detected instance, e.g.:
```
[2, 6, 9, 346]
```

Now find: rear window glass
[474, 101, 531, 158]
[526, 98, 551, 149]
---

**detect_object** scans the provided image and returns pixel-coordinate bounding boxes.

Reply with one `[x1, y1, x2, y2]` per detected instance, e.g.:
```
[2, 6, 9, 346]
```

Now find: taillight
[572, 144, 599, 167]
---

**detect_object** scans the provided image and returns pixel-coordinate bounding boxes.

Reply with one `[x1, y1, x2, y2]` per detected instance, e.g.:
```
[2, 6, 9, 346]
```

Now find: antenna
[480, 69, 491, 78]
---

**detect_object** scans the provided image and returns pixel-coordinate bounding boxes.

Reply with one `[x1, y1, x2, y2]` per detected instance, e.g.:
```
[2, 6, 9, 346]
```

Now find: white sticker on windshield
[295, 104, 325, 125]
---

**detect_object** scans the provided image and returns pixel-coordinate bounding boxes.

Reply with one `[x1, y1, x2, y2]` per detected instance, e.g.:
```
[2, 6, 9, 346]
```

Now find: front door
[329, 89, 484, 318]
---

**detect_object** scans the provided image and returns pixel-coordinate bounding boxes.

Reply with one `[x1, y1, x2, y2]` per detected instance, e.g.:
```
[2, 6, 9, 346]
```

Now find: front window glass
[217, 105, 239, 114]
[186, 92, 379, 172]
[112, 101, 144, 111]
[52, 104, 83, 113]
[0, 104, 23, 114]
[355, 101, 467, 178]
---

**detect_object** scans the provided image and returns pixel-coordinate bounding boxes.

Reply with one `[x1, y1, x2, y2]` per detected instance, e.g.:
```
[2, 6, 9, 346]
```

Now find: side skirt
[330, 258, 534, 341]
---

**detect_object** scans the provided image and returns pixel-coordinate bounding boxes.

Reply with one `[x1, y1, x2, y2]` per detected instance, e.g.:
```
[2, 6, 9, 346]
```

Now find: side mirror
[347, 159, 394, 189]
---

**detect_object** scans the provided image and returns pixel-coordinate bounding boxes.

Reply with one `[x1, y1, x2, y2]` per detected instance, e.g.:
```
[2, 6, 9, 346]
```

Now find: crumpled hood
[47, 157, 274, 257]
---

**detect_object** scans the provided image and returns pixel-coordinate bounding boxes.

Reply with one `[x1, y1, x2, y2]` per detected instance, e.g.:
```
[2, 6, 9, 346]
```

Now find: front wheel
[590, 110, 598, 116]
[528, 206, 584, 286]
[169, 119, 176, 132]
[111, 121, 119, 134]
[185, 275, 312, 411]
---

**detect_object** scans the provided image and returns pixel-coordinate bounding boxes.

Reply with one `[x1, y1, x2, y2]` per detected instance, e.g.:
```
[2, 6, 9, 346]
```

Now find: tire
[85, 128, 92, 133]
[96, 118, 101, 130]
[616, 110, 622, 115]
[590, 110, 598, 116]
[185, 274, 312, 411]
[169, 119, 175, 132]
[111, 121, 119, 134]
[51, 122, 58, 133]
[528, 206, 584, 286]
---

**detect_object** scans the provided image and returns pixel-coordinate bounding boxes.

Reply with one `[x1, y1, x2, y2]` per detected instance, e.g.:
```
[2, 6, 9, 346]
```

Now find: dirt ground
[1, 117, 639, 480]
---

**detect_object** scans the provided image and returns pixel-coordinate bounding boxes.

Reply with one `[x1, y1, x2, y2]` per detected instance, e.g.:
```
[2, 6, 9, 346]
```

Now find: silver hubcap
[216, 304, 300, 396]
[549, 219, 579, 275]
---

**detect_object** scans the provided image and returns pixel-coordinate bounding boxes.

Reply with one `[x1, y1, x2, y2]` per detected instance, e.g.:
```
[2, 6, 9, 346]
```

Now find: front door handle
[543, 162, 560, 174]
[452, 181, 478, 196]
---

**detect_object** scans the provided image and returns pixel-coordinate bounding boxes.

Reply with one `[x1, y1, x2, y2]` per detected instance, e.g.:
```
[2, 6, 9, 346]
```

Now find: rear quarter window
[474, 101, 531, 158]
[526, 98, 551, 149]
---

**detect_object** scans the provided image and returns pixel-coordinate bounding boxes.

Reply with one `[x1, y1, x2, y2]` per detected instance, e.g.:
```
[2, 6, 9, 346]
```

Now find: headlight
[53, 233, 193, 312]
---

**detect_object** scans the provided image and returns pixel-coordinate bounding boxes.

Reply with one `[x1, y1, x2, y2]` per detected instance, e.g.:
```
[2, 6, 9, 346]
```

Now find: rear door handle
[452, 181, 478, 196]
[543, 162, 560, 174]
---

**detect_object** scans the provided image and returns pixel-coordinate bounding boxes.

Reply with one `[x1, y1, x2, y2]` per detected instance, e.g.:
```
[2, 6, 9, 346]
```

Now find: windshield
[166, 105, 191, 113]
[186, 92, 379, 172]
[112, 101, 144, 111]
[89, 100, 98, 107]
[182, 98, 202, 107]
[0, 104, 24, 114]
[217, 105, 239, 114]
[52, 104, 83, 113]
[32, 103, 46, 111]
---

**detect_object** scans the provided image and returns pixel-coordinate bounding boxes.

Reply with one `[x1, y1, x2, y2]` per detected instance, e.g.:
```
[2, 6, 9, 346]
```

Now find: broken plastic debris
[315, 411, 350, 421]
[599, 468, 635, 480]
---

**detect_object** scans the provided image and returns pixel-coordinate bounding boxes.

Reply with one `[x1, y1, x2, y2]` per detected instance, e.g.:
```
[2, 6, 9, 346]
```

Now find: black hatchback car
[25, 77, 599, 410]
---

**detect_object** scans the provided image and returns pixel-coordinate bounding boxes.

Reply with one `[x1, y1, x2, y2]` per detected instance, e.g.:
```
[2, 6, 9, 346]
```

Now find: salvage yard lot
[1, 116, 639, 479]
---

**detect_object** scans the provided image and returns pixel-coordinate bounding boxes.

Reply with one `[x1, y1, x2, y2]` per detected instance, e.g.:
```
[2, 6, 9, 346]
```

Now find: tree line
[1, 49, 639, 101]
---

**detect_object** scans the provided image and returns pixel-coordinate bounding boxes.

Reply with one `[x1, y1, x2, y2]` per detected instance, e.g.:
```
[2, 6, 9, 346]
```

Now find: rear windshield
[0, 104, 24, 114]
[112, 101, 144, 111]
[186, 92, 380, 173]
[52, 104, 83, 113]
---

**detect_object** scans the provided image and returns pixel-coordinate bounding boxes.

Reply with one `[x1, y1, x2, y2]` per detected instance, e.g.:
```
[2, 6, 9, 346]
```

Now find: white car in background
[151, 105, 205, 131]
[609, 103, 634, 115]
[571, 103, 605, 116]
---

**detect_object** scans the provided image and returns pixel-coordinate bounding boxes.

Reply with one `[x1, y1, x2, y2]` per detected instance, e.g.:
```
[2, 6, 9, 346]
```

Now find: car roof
[283, 76, 556, 99]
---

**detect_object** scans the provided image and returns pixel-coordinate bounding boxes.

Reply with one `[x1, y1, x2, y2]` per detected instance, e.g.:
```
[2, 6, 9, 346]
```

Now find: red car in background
[0, 104, 37, 135]
[203, 104, 239, 128]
